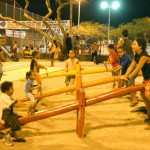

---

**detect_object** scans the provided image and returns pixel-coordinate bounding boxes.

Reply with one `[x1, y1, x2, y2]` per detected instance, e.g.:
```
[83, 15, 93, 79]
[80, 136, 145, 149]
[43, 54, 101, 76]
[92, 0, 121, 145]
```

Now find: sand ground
[0, 59, 150, 150]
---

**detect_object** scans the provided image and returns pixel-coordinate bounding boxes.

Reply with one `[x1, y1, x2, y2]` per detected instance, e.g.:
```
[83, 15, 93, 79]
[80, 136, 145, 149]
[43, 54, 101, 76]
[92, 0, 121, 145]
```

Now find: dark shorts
[49, 52, 54, 59]
[65, 75, 75, 84]
[2, 108, 21, 131]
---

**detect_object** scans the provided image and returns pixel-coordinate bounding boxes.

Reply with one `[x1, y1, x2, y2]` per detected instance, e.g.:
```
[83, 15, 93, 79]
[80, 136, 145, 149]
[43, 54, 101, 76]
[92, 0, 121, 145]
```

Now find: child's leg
[35, 74, 42, 93]
[128, 77, 138, 106]
[141, 90, 150, 120]
[26, 93, 39, 115]
[130, 92, 138, 107]
[65, 76, 69, 95]
[143, 81, 150, 120]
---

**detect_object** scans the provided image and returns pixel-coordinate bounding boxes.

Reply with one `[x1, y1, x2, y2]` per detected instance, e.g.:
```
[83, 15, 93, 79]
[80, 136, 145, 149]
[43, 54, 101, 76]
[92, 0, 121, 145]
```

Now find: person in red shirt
[103, 44, 119, 88]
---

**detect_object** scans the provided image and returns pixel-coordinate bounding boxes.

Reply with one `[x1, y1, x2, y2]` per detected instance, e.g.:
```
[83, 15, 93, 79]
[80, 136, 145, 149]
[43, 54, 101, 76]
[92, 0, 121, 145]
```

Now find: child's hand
[103, 61, 106, 64]
[37, 84, 41, 88]
[120, 75, 128, 81]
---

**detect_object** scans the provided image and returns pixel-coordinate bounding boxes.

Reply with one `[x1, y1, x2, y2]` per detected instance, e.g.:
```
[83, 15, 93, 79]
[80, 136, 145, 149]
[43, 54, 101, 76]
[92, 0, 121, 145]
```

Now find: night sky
[16, 0, 150, 27]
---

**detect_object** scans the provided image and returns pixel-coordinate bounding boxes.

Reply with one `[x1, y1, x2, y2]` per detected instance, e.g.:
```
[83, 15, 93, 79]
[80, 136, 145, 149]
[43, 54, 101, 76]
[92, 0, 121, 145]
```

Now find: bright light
[101, 1, 108, 9]
[112, 1, 120, 9]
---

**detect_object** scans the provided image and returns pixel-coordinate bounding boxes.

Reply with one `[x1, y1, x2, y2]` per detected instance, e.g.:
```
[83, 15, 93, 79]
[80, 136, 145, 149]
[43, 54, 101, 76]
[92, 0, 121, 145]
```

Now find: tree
[110, 17, 150, 41]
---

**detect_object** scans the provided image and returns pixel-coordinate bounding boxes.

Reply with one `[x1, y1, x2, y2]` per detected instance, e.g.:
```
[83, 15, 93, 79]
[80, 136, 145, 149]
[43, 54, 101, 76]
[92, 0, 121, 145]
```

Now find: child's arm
[39, 64, 47, 70]
[112, 65, 122, 73]
[65, 61, 68, 72]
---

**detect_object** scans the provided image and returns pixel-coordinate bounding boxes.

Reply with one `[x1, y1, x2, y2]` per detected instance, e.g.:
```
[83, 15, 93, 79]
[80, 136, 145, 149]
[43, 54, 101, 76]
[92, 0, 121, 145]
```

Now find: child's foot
[112, 83, 116, 88]
[27, 107, 35, 115]
[3, 136, 14, 146]
[130, 101, 139, 107]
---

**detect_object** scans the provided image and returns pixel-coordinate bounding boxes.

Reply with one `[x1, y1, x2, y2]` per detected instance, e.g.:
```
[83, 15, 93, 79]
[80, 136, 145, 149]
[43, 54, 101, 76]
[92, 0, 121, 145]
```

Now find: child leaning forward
[25, 71, 41, 115]
[0, 81, 25, 146]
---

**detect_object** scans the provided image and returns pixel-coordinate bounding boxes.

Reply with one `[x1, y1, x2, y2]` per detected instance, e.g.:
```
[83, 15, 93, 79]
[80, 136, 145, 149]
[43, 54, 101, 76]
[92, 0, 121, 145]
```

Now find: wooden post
[76, 88, 85, 138]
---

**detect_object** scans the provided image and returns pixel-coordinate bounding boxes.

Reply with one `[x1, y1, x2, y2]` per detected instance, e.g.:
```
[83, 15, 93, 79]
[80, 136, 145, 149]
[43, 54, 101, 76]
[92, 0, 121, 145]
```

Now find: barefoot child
[30, 50, 47, 93]
[121, 37, 150, 121]
[0, 81, 25, 146]
[112, 46, 138, 107]
[103, 44, 119, 88]
[65, 50, 79, 94]
[25, 71, 41, 115]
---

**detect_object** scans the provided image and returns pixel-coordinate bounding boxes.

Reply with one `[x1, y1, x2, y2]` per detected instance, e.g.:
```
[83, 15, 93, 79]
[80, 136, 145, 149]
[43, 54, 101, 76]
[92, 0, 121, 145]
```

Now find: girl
[122, 37, 150, 121]
[25, 71, 41, 115]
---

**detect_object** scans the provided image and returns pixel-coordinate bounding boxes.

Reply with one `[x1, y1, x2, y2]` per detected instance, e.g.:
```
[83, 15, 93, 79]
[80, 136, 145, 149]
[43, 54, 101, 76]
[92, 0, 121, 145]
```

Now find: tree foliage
[110, 17, 150, 41]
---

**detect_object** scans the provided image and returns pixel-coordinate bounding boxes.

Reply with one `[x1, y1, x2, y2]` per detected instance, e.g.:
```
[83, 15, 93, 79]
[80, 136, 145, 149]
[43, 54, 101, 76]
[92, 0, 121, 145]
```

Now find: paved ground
[0, 59, 150, 150]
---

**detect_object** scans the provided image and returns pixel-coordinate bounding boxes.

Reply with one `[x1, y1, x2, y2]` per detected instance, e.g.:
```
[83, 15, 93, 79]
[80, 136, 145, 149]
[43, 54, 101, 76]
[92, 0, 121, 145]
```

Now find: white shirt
[0, 93, 15, 121]
[66, 58, 79, 71]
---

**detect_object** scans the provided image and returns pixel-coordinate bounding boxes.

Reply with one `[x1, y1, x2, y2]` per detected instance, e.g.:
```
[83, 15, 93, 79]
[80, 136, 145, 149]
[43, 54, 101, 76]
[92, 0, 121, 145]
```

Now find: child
[65, 50, 79, 94]
[0, 48, 6, 82]
[103, 44, 119, 88]
[30, 50, 47, 92]
[48, 40, 57, 67]
[121, 37, 150, 122]
[0, 81, 25, 146]
[25, 71, 41, 115]
[112, 46, 138, 107]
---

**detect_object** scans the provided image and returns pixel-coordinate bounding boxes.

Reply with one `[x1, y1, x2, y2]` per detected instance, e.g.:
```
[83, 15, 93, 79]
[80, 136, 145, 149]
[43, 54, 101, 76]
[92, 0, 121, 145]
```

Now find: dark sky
[16, 0, 150, 27]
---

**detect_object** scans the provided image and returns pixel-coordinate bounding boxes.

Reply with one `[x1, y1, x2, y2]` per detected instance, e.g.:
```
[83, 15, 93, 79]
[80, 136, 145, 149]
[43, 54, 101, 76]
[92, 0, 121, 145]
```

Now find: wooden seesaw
[0, 83, 144, 138]
[20, 66, 110, 81]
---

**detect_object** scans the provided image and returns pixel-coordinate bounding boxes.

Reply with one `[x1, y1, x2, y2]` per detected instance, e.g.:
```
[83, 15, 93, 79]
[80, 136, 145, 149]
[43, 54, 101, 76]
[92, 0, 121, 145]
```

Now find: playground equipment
[0, 64, 145, 138]
[0, 45, 19, 61]
[0, 84, 144, 138]
[20, 66, 110, 81]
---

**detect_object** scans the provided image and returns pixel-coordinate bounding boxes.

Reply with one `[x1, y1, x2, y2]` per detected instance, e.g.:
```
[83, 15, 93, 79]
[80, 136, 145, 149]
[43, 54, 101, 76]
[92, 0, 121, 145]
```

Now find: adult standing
[0, 47, 6, 82]
[65, 33, 72, 55]
[121, 30, 134, 59]
[91, 41, 99, 64]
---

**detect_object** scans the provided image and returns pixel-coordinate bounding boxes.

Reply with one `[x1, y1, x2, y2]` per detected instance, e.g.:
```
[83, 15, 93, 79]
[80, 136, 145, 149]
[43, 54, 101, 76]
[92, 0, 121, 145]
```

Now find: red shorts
[143, 80, 150, 95]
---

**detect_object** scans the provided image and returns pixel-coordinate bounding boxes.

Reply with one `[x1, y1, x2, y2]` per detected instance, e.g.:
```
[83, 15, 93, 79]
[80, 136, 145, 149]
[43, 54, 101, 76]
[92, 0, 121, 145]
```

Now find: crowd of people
[0, 29, 150, 146]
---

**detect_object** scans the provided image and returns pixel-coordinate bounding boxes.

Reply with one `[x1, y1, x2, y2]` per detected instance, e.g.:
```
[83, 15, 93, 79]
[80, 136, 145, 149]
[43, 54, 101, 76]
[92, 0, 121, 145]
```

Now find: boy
[112, 46, 138, 107]
[30, 50, 47, 93]
[65, 50, 79, 94]
[0, 81, 25, 146]
[103, 44, 119, 88]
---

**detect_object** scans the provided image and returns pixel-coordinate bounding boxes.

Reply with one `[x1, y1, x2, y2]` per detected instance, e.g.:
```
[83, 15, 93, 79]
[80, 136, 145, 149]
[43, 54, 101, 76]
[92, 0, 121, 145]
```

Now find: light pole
[78, 0, 81, 36]
[101, 1, 120, 44]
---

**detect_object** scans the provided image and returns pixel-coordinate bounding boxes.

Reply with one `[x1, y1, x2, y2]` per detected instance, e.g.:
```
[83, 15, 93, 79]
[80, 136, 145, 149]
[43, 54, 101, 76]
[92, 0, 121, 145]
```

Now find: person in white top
[0, 48, 6, 82]
[48, 40, 57, 67]
[0, 81, 25, 146]
[65, 50, 79, 94]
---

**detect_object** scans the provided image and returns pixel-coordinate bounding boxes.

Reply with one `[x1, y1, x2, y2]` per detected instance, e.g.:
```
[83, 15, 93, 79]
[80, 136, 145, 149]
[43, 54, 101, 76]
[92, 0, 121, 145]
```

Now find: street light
[78, 0, 81, 36]
[100, 1, 120, 44]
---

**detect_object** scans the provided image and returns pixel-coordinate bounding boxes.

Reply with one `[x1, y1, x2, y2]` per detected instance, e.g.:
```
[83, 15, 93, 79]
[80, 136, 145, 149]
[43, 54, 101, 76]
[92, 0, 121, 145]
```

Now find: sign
[6, 30, 26, 38]
[0, 20, 70, 30]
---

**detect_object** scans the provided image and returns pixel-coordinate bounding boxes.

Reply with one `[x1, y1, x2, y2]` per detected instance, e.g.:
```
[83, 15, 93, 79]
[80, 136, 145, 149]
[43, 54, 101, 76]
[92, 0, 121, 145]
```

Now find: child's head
[1, 81, 14, 96]
[26, 71, 36, 80]
[117, 46, 126, 58]
[69, 50, 75, 59]
[108, 44, 114, 53]
[132, 37, 147, 53]
[32, 50, 39, 58]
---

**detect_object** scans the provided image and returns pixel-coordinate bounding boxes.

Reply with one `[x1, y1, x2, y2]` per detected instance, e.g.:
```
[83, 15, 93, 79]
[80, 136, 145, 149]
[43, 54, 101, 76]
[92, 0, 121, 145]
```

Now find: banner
[0, 20, 70, 30]
[6, 30, 26, 38]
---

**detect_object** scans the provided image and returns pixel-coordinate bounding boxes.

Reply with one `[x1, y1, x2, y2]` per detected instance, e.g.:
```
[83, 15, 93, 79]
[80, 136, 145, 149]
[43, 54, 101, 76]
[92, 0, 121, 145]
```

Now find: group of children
[0, 49, 78, 146]
[0, 36, 150, 146]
